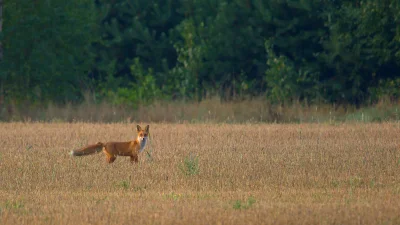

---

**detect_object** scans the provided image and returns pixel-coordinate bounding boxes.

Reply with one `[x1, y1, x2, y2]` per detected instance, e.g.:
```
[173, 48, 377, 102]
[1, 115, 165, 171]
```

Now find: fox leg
[103, 150, 116, 164]
[106, 155, 116, 163]
[130, 155, 138, 163]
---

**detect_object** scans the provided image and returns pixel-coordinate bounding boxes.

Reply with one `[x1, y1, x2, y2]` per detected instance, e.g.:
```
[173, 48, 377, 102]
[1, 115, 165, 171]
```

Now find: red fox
[70, 125, 149, 164]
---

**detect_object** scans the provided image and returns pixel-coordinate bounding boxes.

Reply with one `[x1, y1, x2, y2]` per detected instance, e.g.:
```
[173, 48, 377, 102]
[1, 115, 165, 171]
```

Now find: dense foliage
[1, 0, 399, 106]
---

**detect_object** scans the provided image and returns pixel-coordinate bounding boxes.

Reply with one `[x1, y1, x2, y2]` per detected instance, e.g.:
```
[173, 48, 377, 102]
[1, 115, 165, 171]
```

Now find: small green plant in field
[5, 200, 24, 210]
[133, 185, 147, 193]
[163, 192, 183, 201]
[346, 188, 354, 204]
[369, 179, 376, 188]
[393, 186, 400, 195]
[145, 149, 153, 162]
[349, 176, 363, 188]
[116, 180, 130, 190]
[91, 197, 107, 205]
[179, 153, 199, 176]
[25, 145, 33, 151]
[195, 193, 213, 199]
[144, 133, 154, 162]
[233, 196, 256, 210]
[298, 129, 302, 140]
[233, 200, 243, 210]
[331, 180, 340, 188]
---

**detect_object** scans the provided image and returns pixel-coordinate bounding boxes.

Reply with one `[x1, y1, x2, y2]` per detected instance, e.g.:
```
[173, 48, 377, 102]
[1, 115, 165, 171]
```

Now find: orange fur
[70, 125, 149, 164]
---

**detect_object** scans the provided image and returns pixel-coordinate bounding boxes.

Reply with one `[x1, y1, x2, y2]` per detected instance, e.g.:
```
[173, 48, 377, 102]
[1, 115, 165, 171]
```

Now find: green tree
[0, 0, 98, 104]
[264, 0, 327, 103]
[174, 0, 269, 101]
[93, 0, 183, 100]
[0, 0, 3, 103]
[318, 0, 400, 104]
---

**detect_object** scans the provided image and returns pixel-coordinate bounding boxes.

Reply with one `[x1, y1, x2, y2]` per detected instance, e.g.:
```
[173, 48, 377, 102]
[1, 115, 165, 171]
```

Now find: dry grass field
[1, 122, 400, 224]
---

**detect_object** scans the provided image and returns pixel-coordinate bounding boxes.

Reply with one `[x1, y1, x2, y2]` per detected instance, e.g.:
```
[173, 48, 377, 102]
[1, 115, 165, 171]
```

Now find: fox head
[136, 125, 150, 143]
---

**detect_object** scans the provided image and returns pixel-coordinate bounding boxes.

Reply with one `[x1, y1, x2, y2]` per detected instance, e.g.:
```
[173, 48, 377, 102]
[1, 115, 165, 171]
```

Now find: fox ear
[145, 125, 149, 132]
[137, 125, 142, 132]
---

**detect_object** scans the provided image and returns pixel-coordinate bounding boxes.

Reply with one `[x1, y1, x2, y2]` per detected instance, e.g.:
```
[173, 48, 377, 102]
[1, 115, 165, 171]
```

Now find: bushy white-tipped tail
[69, 142, 104, 157]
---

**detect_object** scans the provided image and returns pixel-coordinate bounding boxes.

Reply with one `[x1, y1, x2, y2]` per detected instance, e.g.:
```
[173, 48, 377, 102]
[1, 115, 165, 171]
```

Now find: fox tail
[70, 142, 104, 156]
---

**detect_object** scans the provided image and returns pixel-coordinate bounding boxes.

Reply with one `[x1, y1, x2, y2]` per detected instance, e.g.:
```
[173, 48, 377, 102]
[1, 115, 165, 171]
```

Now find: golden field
[1, 122, 400, 224]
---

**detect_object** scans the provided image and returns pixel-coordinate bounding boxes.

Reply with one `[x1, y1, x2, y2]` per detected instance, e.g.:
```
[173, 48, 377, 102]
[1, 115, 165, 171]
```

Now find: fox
[70, 125, 150, 164]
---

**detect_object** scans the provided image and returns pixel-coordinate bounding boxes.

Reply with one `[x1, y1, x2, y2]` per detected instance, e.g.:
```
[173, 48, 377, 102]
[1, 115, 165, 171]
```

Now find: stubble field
[1, 122, 400, 224]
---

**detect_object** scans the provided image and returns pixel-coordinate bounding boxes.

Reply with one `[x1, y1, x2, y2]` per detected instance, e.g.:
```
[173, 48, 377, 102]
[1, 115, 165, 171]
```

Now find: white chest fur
[139, 138, 147, 153]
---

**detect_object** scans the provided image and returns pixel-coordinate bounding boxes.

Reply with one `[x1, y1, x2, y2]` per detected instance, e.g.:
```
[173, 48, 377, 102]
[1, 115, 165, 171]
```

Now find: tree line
[1, 0, 399, 107]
